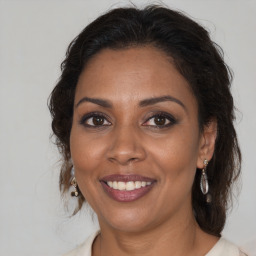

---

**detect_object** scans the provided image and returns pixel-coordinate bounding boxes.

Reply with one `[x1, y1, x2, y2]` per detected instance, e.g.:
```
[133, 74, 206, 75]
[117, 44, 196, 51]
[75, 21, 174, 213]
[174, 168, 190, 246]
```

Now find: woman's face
[70, 46, 212, 232]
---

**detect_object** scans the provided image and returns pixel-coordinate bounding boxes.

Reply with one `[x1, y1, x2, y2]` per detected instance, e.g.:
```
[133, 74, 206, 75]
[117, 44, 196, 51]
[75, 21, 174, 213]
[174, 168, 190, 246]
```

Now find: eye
[143, 112, 176, 128]
[80, 112, 111, 127]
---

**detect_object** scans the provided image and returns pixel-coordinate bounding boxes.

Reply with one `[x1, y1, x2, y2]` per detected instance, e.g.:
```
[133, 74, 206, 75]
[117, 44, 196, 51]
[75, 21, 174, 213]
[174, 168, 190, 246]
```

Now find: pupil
[154, 116, 166, 125]
[93, 116, 104, 125]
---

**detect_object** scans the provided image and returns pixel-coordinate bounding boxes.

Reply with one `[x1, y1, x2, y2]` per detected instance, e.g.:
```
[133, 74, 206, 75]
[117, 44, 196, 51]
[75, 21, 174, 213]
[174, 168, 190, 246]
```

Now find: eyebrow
[139, 95, 186, 111]
[75, 97, 112, 108]
[75, 95, 186, 111]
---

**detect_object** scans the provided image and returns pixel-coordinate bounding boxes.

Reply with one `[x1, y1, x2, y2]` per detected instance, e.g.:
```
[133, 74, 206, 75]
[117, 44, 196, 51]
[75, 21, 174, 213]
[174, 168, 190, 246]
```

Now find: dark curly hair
[48, 5, 241, 236]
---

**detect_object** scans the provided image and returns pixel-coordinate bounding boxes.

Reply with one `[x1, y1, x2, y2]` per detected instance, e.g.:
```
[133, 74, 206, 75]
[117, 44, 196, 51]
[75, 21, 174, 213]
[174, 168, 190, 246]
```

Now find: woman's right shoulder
[239, 251, 249, 256]
[206, 237, 248, 256]
[62, 231, 100, 256]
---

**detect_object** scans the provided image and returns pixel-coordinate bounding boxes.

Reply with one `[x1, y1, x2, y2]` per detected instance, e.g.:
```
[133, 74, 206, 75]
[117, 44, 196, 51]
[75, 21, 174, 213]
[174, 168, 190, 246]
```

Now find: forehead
[75, 46, 196, 108]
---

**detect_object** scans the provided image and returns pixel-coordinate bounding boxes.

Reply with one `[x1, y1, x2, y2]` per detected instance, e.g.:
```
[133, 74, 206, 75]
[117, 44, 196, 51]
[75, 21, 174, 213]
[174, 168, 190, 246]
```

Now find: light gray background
[0, 0, 255, 255]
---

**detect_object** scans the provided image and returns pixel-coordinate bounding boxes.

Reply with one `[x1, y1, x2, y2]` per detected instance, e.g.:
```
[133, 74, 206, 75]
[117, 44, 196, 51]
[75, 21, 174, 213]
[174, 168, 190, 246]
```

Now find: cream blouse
[63, 231, 247, 256]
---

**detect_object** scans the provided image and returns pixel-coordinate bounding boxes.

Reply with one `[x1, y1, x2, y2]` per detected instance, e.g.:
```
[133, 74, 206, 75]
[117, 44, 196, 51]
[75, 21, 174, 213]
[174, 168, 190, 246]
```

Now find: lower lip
[101, 182, 155, 202]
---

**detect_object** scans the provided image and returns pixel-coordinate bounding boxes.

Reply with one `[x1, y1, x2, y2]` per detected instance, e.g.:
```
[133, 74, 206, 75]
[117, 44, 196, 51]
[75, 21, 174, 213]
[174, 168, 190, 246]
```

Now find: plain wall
[0, 0, 255, 255]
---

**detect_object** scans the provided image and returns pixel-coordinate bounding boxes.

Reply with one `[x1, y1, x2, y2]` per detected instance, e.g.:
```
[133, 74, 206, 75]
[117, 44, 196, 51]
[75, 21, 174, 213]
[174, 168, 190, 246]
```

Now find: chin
[97, 206, 166, 234]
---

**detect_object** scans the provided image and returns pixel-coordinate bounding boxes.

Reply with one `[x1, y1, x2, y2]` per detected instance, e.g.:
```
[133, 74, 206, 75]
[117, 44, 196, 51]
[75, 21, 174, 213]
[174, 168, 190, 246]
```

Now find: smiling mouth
[100, 174, 156, 202]
[106, 180, 152, 191]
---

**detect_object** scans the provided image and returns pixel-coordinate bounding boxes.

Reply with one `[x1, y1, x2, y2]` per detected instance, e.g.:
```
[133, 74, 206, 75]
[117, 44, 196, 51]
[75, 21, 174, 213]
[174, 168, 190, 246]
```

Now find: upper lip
[100, 174, 156, 182]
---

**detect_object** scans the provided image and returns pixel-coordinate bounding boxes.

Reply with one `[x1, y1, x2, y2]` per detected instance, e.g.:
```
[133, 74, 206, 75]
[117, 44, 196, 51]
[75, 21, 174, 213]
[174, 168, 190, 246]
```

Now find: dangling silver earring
[200, 159, 209, 195]
[70, 166, 79, 197]
[200, 159, 212, 203]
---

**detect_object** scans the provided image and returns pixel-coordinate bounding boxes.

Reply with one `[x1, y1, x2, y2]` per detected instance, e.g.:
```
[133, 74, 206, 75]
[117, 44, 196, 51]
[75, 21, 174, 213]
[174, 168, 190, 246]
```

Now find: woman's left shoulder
[62, 231, 100, 256]
[206, 237, 249, 256]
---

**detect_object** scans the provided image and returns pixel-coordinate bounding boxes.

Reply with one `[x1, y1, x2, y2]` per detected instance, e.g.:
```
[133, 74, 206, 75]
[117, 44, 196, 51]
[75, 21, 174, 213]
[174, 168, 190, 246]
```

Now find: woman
[49, 5, 246, 256]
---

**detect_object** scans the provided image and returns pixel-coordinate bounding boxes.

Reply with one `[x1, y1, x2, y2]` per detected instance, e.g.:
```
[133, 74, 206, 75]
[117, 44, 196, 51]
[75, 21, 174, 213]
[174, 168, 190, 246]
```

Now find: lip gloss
[100, 174, 156, 202]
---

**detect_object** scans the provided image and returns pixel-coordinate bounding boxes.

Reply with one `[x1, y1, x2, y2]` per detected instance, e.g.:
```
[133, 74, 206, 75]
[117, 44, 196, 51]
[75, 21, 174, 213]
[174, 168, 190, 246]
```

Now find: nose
[106, 125, 147, 165]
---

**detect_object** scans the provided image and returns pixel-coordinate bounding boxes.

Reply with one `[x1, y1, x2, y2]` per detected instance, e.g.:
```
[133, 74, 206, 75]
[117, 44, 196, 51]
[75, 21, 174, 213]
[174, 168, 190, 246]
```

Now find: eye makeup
[142, 111, 177, 129]
[78, 110, 177, 130]
[79, 111, 112, 128]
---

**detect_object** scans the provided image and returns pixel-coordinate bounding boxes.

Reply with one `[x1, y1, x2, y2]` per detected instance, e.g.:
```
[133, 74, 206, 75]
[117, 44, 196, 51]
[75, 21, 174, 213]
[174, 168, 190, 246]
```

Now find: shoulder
[62, 231, 99, 256]
[206, 237, 248, 256]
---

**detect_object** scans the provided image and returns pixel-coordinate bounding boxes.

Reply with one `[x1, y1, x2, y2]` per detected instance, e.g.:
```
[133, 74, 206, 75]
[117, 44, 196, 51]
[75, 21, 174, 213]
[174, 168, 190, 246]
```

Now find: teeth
[113, 181, 118, 189]
[107, 181, 113, 187]
[117, 181, 126, 191]
[126, 181, 135, 191]
[106, 181, 152, 191]
[135, 181, 142, 189]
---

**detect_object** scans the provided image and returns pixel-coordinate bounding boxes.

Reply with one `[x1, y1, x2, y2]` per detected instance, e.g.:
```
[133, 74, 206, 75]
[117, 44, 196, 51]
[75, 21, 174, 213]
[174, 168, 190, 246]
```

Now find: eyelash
[79, 112, 111, 128]
[79, 111, 177, 129]
[143, 112, 177, 128]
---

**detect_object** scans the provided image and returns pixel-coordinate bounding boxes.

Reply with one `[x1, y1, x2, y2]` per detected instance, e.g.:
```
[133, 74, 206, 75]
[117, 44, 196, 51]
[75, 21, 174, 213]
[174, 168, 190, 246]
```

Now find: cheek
[147, 130, 200, 211]
[70, 125, 106, 166]
[69, 128, 107, 195]
[148, 125, 200, 183]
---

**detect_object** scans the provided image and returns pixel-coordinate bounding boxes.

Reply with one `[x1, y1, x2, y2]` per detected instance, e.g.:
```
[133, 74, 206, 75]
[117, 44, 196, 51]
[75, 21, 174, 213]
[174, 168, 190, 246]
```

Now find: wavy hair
[48, 5, 241, 236]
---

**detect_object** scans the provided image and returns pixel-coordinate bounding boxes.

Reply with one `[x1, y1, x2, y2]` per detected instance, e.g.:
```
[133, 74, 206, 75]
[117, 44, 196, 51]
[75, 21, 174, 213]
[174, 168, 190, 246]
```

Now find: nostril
[108, 156, 138, 163]
[129, 157, 138, 162]
[106, 135, 147, 165]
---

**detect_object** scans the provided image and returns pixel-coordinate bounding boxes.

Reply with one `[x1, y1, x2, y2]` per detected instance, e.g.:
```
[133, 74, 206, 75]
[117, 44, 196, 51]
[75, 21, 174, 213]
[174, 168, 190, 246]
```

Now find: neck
[93, 211, 213, 256]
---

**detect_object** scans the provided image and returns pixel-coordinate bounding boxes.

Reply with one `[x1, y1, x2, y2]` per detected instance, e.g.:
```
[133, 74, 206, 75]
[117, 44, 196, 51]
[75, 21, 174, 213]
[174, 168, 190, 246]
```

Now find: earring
[70, 167, 79, 197]
[200, 159, 209, 195]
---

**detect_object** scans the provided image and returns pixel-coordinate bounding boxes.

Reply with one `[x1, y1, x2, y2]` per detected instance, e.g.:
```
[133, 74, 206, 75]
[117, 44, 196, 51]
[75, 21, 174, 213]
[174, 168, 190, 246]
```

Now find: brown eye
[154, 116, 166, 126]
[92, 116, 104, 125]
[143, 112, 176, 128]
[80, 113, 111, 127]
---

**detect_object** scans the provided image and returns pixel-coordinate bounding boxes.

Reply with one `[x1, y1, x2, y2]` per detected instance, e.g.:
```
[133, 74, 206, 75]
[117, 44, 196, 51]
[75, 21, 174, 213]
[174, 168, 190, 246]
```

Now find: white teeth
[135, 181, 142, 189]
[107, 181, 113, 187]
[113, 181, 118, 189]
[106, 181, 152, 191]
[126, 181, 135, 191]
[117, 181, 126, 191]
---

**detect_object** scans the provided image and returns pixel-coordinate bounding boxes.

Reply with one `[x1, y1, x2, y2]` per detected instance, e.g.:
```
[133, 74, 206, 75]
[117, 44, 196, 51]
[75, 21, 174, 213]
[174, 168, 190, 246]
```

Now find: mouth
[100, 174, 156, 202]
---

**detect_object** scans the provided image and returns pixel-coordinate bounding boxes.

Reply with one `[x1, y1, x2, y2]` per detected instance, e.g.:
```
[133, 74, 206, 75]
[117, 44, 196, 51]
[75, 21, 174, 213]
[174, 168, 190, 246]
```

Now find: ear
[197, 118, 217, 169]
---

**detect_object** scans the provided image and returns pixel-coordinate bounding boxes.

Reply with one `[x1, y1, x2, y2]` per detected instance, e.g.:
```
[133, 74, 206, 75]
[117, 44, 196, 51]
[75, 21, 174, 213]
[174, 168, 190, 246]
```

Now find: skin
[70, 46, 218, 256]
